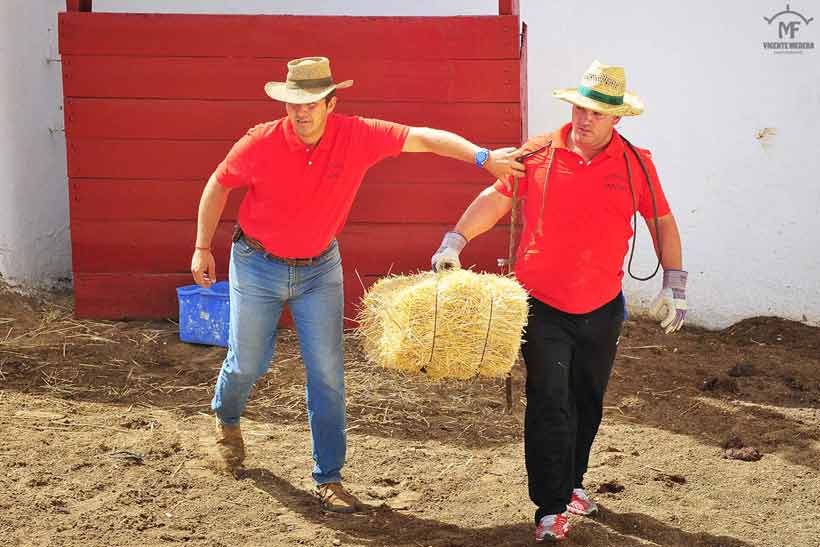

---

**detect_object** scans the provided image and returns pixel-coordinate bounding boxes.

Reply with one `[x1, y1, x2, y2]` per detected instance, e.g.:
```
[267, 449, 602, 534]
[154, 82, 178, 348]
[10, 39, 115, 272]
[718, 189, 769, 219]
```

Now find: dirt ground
[1, 284, 819, 547]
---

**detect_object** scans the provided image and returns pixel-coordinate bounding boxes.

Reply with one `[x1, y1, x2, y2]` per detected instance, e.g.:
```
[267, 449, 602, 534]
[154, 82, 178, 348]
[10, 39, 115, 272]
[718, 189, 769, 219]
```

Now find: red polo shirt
[215, 113, 409, 257]
[494, 123, 671, 314]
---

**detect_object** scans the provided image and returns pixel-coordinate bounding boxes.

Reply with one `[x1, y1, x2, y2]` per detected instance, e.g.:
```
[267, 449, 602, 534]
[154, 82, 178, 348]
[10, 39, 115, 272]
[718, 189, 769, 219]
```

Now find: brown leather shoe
[214, 418, 245, 469]
[316, 482, 363, 513]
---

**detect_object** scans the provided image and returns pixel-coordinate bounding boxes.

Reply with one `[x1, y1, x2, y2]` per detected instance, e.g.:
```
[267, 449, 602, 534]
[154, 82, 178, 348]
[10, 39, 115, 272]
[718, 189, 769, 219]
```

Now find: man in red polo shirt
[432, 61, 687, 542]
[190, 57, 524, 512]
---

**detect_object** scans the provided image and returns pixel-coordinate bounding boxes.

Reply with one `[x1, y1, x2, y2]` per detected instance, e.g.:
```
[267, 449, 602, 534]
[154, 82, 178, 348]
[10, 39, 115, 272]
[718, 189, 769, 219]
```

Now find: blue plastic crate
[176, 282, 230, 347]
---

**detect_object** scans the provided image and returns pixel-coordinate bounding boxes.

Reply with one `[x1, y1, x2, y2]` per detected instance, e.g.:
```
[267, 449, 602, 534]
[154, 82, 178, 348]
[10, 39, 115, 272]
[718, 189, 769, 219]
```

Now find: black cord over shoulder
[620, 136, 662, 281]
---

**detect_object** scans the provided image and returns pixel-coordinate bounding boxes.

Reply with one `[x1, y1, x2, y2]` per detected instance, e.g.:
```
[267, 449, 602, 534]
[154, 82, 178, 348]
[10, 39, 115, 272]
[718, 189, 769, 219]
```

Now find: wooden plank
[59, 13, 520, 60]
[62, 56, 520, 103]
[73, 273, 192, 319]
[64, 99, 521, 143]
[66, 139, 231, 179]
[69, 179, 235, 221]
[66, 139, 515, 181]
[350, 182, 497, 224]
[73, 271, 301, 326]
[69, 180, 497, 223]
[69, 220, 234, 274]
[69, 220, 510, 274]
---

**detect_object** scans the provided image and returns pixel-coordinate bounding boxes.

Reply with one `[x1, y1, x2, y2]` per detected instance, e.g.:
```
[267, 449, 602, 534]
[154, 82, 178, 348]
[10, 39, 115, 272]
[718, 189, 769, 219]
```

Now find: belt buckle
[244, 234, 329, 266]
[286, 257, 313, 267]
[289, 242, 334, 266]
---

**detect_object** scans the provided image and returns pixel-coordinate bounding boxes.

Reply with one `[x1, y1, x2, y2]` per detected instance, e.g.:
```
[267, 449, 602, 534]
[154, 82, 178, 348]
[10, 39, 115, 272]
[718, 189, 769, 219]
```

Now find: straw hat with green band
[265, 57, 353, 104]
[553, 60, 644, 117]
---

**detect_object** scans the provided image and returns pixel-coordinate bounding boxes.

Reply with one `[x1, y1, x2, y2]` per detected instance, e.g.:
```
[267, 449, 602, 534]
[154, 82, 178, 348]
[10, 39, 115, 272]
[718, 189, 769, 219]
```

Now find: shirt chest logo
[603, 173, 628, 192]
[326, 162, 345, 179]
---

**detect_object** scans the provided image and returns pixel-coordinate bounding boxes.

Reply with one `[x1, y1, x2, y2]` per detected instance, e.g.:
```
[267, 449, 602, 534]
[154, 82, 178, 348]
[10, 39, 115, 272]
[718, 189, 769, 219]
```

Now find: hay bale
[356, 270, 529, 380]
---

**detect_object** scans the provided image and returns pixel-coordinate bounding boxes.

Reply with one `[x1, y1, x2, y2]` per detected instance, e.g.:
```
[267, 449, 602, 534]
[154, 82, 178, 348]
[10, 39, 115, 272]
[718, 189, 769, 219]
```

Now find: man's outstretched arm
[402, 127, 525, 182]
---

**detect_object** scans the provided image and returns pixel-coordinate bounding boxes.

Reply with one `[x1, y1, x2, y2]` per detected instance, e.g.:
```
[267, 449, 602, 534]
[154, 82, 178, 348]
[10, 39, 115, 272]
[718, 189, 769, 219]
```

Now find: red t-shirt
[215, 113, 409, 257]
[494, 123, 671, 314]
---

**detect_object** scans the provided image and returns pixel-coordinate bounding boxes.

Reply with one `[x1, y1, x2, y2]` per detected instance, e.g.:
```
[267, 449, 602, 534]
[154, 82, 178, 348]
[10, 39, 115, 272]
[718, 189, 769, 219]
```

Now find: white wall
[0, 0, 71, 289]
[1, 0, 818, 328]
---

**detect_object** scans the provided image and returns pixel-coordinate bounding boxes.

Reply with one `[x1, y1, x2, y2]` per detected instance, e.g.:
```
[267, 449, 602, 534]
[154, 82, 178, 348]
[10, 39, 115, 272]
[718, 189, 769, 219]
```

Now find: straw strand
[478, 294, 495, 370]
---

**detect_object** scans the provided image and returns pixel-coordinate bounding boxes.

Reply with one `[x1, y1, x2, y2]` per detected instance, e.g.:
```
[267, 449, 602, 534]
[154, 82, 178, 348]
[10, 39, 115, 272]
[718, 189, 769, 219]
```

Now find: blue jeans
[211, 237, 346, 485]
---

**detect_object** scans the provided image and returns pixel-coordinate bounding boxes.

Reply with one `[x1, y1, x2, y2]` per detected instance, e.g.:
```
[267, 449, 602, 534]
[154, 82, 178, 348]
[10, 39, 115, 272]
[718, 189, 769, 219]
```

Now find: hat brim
[264, 80, 353, 104]
[552, 87, 644, 116]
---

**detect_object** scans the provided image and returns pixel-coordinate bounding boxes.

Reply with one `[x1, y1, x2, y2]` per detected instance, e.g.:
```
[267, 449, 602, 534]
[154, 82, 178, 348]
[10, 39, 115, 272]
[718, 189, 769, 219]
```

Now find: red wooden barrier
[59, 10, 526, 320]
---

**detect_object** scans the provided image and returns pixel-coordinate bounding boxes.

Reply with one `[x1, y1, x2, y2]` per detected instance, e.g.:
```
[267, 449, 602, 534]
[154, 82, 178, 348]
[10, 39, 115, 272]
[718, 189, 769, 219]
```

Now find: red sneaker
[535, 512, 571, 542]
[567, 488, 598, 516]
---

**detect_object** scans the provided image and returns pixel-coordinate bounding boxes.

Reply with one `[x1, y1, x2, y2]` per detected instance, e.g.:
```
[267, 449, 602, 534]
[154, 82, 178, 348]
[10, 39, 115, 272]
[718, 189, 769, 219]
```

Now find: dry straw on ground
[0, 282, 524, 442]
[356, 270, 529, 380]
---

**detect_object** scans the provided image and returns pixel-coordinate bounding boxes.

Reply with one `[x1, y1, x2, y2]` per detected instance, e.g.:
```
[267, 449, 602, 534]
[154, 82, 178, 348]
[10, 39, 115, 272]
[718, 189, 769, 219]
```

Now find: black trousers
[522, 293, 624, 521]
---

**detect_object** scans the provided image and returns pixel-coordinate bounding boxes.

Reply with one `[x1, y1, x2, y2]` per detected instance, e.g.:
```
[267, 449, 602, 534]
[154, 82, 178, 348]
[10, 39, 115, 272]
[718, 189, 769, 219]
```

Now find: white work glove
[431, 231, 467, 272]
[649, 270, 688, 334]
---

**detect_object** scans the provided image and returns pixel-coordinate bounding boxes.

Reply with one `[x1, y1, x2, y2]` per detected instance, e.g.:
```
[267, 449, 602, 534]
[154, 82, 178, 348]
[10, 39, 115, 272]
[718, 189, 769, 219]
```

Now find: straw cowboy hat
[264, 57, 353, 104]
[553, 60, 644, 116]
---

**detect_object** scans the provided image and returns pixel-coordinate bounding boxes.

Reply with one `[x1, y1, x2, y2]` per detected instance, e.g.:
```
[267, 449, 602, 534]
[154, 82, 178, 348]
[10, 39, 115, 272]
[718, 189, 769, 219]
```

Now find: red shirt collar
[282, 113, 338, 152]
[553, 122, 625, 158]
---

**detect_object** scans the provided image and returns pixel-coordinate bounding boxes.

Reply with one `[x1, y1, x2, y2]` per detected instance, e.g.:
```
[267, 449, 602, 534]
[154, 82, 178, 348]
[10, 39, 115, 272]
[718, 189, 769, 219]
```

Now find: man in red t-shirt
[432, 61, 687, 542]
[190, 57, 524, 512]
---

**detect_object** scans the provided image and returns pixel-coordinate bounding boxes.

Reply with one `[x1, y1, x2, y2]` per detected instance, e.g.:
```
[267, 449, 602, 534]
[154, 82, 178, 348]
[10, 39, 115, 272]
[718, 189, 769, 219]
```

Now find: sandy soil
[1, 286, 819, 547]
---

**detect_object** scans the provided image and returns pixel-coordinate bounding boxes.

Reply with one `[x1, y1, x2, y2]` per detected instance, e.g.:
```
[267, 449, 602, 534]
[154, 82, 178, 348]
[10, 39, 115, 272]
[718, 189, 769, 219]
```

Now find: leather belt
[236, 226, 333, 267]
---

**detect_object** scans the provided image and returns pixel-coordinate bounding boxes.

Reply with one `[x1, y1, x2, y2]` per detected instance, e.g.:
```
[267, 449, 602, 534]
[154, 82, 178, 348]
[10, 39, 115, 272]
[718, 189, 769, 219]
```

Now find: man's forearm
[453, 187, 513, 241]
[404, 127, 480, 163]
[647, 214, 682, 270]
[196, 173, 232, 248]
[402, 127, 524, 182]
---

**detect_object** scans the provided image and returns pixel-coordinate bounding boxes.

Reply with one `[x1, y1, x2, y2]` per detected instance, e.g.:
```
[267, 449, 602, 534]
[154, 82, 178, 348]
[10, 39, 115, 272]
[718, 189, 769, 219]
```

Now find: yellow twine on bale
[356, 270, 529, 381]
